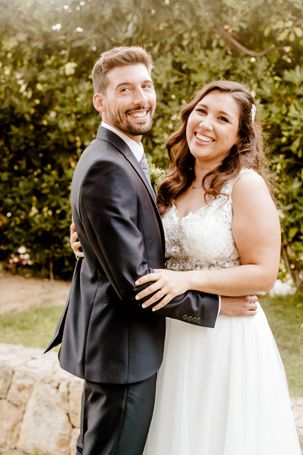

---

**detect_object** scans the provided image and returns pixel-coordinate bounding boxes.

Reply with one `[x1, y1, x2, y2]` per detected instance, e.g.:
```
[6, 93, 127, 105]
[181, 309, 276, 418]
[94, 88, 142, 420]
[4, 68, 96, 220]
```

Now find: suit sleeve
[79, 159, 219, 328]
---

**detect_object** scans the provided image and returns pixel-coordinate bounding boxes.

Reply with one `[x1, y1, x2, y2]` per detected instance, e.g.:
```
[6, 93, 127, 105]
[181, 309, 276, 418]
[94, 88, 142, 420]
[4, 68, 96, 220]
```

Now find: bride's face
[186, 91, 240, 168]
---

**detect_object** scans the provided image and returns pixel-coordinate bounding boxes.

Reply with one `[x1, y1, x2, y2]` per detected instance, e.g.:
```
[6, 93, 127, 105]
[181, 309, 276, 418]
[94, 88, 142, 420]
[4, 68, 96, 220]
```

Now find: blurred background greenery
[0, 0, 302, 291]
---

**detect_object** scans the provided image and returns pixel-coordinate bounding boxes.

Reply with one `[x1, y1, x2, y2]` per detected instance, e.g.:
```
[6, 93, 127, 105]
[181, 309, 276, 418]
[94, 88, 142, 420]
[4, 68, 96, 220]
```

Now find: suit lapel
[97, 126, 157, 203]
[96, 126, 165, 252]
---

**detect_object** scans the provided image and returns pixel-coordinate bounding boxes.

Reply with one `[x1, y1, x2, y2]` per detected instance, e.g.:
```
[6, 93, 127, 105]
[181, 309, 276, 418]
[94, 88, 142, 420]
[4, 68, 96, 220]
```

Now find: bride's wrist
[185, 270, 206, 292]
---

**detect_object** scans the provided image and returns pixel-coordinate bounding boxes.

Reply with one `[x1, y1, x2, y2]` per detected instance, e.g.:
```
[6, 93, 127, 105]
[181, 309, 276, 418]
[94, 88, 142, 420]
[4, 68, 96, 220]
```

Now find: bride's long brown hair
[157, 80, 271, 215]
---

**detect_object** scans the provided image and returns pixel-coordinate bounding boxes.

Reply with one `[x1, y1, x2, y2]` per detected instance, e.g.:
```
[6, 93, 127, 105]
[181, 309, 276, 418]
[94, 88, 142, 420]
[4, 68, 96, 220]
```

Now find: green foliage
[0, 0, 302, 285]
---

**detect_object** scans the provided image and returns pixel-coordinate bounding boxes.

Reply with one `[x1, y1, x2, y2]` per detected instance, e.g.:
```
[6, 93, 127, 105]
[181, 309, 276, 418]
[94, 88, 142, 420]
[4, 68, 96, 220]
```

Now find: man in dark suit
[46, 46, 257, 455]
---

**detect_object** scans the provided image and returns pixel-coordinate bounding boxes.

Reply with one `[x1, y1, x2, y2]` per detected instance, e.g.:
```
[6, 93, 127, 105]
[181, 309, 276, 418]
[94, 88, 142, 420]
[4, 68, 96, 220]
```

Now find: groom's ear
[93, 92, 105, 114]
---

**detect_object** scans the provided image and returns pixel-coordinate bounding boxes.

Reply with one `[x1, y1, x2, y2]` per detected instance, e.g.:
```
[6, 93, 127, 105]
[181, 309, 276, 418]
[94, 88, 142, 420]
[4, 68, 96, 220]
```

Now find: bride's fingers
[141, 288, 167, 308]
[72, 240, 81, 250]
[72, 241, 84, 256]
[135, 273, 160, 286]
[135, 281, 163, 300]
[70, 231, 79, 243]
[151, 295, 172, 311]
[70, 222, 76, 234]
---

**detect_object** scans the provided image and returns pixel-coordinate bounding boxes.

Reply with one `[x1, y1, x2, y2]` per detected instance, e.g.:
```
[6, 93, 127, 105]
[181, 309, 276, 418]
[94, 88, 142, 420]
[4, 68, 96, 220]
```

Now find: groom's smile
[94, 63, 156, 143]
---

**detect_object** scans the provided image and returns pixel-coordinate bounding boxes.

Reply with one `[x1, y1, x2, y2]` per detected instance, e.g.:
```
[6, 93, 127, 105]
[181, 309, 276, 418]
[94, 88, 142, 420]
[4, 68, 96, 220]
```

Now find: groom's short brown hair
[92, 46, 153, 93]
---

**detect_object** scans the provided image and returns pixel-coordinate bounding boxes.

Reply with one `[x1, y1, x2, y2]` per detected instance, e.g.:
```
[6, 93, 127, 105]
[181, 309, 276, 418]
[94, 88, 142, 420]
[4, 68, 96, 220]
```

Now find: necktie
[139, 153, 151, 184]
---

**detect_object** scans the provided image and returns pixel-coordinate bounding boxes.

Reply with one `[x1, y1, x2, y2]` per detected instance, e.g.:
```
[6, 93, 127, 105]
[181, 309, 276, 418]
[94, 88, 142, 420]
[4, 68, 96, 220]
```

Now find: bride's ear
[93, 92, 105, 114]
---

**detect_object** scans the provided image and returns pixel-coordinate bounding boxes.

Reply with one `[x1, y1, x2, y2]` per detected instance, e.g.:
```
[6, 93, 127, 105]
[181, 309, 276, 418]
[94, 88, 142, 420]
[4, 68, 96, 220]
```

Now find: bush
[0, 0, 302, 286]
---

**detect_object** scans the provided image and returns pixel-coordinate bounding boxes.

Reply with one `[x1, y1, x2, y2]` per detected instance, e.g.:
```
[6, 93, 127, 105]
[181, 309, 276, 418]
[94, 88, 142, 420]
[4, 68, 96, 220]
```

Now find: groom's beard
[107, 104, 155, 136]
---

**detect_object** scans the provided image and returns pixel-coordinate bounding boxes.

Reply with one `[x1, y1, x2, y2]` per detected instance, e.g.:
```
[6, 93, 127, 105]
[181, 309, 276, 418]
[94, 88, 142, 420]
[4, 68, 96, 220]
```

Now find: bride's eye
[196, 107, 207, 115]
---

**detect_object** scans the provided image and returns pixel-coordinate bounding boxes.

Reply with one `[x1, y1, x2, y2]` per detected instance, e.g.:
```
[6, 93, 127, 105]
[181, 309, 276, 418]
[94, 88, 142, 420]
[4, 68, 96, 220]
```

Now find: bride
[71, 80, 300, 454]
[134, 81, 300, 454]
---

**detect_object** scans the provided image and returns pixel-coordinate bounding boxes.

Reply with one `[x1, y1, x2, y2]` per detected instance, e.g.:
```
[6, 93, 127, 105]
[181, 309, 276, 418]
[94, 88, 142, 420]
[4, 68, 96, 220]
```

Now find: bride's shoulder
[223, 168, 263, 194]
[232, 168, 271, 202]
[235, 168, 265, 186]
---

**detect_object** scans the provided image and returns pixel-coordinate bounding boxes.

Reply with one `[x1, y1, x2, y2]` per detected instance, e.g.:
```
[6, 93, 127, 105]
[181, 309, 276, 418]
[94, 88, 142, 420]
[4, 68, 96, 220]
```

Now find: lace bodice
[162, 170, 254, 271]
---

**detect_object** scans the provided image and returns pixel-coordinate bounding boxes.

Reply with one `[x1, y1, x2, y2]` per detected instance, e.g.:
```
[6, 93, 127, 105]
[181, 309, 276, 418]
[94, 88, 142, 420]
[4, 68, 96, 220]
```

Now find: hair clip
[251, 104, 257, 122]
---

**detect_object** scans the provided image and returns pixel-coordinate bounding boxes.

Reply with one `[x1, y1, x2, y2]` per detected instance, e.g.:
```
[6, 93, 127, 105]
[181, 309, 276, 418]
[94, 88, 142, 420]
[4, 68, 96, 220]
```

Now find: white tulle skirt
[143, 305, 301, 454]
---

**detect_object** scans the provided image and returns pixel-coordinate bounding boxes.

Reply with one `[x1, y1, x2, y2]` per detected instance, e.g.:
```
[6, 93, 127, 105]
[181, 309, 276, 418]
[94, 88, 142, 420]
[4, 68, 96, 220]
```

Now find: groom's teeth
[128, 110, 148, 118]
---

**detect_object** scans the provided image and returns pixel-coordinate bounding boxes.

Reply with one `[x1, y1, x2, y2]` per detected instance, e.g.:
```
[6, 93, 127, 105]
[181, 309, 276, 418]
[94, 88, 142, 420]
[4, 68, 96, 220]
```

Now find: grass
[0, 293, 302, 396]
[0, 305, 63, 350]
[0, 451, 30, 455]
[260, 292, 303, 397]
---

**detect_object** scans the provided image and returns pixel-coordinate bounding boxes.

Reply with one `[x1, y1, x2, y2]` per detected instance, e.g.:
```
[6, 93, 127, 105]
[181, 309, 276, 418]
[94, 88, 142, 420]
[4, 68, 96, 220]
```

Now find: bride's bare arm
[188, 172, 281, 296]
[135, 172, 280, 307]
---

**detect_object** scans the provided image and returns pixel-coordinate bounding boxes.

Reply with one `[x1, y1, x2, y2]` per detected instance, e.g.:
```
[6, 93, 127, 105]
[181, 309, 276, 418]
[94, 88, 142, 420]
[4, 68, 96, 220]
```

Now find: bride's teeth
[196, 133, 213, 143]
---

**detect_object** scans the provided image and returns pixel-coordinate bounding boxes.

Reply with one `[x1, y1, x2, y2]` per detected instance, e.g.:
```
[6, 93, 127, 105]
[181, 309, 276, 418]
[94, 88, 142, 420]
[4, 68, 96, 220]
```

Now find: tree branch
[217, 28, 276, 57]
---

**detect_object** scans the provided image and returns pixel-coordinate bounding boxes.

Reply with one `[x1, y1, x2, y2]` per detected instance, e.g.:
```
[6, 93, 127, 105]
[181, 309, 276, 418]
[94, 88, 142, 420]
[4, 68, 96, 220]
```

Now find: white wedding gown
[143, 169, 301, 455]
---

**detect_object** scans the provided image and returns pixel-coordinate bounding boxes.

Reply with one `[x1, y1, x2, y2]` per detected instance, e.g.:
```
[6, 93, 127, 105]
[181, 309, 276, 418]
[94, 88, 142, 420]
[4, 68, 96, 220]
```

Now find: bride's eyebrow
[196, 102, 207, 108]
[196, 103, 231, 118]
[217, 110, 231, 118]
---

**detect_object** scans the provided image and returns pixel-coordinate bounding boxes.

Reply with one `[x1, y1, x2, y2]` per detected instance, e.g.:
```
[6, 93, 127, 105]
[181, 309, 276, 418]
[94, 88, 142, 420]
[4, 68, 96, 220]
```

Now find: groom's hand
[220, 295, 258, 317]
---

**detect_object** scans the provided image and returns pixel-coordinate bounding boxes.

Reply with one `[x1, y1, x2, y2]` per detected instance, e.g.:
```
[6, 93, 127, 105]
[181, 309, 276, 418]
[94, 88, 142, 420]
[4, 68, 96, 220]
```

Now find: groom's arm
[79, 158, 219, 328]
[71, 218, 257, 322]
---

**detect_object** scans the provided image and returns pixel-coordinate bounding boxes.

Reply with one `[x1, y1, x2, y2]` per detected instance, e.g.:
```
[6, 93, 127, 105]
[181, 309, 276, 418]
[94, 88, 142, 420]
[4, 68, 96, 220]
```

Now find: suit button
[182, 314, 188, 321]
[187, 316, 193, 322]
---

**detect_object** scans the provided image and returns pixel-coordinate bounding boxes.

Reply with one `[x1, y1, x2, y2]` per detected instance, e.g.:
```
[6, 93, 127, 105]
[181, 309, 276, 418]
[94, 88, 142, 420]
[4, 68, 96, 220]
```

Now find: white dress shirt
[101, 122, 144, 162]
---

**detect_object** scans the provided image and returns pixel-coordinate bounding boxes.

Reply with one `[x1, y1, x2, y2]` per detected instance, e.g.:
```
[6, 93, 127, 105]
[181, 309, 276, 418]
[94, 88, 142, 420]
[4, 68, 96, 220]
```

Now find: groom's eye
[119, 86, 132, 93]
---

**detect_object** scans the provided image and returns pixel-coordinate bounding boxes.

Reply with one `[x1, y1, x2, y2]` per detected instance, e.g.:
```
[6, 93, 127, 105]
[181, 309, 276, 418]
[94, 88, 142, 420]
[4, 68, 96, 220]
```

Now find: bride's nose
[199, 116, 214, 130]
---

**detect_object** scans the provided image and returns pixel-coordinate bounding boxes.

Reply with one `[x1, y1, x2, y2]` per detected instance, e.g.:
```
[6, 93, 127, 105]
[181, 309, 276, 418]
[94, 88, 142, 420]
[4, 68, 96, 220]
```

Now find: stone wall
[0, 344, 82, 455]
[0, 343, 302, 454]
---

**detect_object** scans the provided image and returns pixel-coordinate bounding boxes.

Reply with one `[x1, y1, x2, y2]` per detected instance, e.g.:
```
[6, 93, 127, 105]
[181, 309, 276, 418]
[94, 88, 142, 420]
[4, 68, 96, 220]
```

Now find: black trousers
[76, 374, 157, 455]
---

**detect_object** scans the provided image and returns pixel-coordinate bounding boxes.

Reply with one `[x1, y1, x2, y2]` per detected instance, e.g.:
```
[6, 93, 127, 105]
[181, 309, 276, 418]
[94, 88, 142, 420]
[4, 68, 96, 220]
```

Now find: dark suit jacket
[46, 126, 219, 384]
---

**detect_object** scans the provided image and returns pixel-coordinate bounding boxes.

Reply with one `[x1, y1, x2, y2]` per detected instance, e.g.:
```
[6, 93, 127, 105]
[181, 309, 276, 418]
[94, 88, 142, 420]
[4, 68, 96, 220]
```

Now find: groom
[46, 46, 256, 455]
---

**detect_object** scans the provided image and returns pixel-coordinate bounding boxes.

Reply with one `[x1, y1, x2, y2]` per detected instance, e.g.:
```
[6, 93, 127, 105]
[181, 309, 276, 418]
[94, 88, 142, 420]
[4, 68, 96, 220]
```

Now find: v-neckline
[171, 203, 208, 221]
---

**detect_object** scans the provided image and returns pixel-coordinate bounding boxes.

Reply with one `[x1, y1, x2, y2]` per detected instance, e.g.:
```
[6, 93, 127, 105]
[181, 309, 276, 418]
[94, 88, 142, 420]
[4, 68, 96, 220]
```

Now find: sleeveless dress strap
[223, 168, 258, 197]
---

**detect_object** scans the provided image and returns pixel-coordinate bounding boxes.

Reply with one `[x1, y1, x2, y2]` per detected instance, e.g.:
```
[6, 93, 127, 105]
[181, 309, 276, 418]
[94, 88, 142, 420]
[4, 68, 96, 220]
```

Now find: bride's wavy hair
[157, 80, 271, 214]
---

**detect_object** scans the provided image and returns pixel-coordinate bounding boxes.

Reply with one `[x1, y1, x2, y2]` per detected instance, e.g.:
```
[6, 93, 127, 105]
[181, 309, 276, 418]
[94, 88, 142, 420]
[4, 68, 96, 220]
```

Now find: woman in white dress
[135, 81, 301, 454]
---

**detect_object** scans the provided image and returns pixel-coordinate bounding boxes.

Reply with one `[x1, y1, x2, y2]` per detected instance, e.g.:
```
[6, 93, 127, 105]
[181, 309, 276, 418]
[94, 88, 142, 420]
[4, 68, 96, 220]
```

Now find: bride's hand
[135, 269, 191, 311]
[70, 222, 84, 258]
